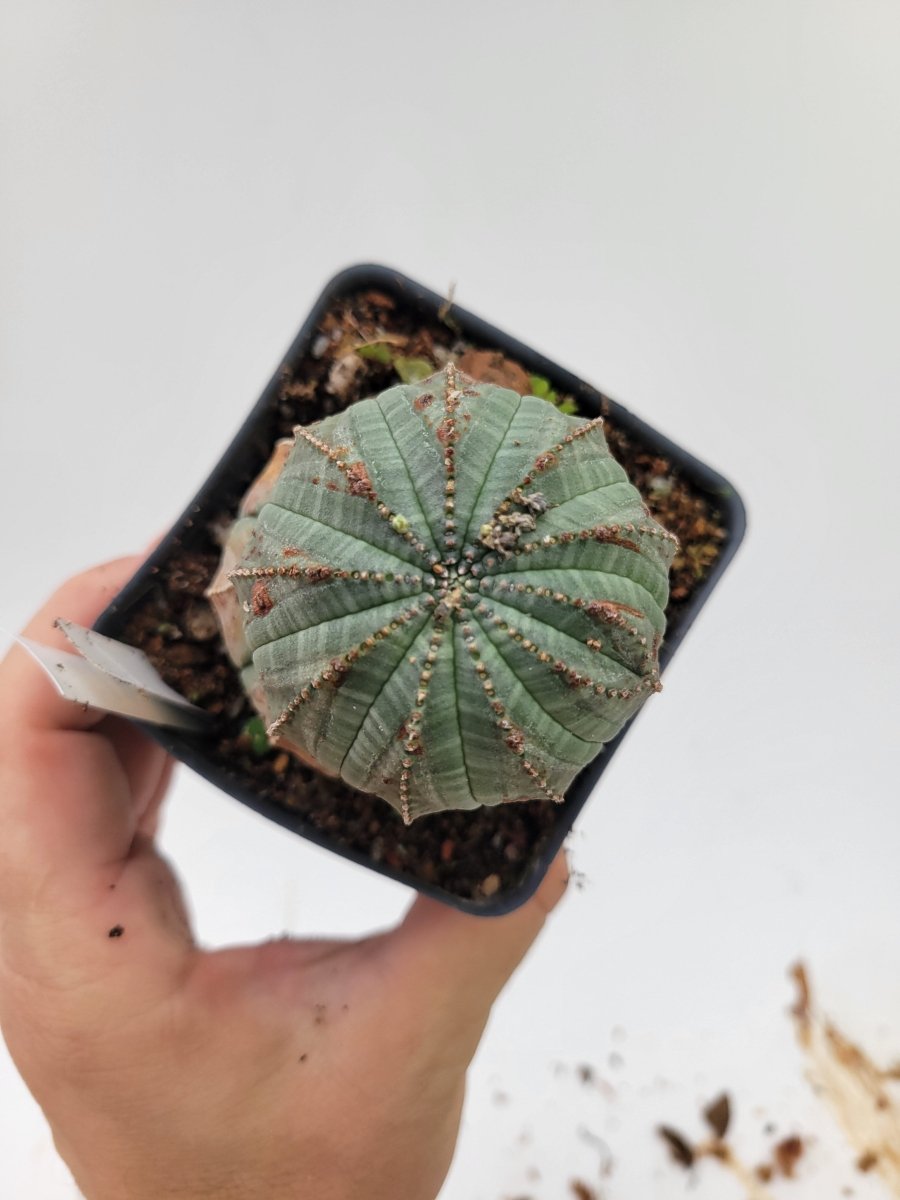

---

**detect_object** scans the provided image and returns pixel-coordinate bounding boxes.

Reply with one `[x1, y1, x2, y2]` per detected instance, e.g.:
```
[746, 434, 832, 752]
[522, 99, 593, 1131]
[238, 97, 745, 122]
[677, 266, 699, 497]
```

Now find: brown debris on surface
[703, 1091, 732, 1140]
[791, 962, 900, 1194]
[772, 1135, 804, 1178]
[457, 347, 532, 395]
[657, 966, 900, 1197]
[657, 1092, 796, 1200]
[658, 1125, 695, 1169]
[119, 287, 727, 903]
[569, 1181, 599, 1200]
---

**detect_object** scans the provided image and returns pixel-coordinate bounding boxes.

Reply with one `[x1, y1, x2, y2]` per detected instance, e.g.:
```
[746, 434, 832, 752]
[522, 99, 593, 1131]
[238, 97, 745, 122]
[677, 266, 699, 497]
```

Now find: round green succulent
[208, 365, 677, 823]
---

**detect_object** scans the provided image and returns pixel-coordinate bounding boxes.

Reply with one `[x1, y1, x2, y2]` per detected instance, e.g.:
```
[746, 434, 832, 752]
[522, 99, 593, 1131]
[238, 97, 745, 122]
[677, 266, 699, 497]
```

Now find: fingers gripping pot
[206, 365, 676, 824]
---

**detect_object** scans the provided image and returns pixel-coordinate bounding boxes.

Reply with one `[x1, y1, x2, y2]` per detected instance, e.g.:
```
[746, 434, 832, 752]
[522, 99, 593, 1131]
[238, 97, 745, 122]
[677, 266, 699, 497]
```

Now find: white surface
[2, 3, 899, 1198]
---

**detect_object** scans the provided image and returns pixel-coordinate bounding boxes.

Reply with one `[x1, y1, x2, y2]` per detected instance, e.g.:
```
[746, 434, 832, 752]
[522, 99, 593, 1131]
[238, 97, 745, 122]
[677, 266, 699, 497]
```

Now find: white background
[2, 3, 899, 1197]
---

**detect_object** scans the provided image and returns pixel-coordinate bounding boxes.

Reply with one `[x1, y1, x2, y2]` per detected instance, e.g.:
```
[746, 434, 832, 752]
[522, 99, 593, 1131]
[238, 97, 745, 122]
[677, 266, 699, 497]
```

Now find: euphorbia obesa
[208, 365, 676, 823]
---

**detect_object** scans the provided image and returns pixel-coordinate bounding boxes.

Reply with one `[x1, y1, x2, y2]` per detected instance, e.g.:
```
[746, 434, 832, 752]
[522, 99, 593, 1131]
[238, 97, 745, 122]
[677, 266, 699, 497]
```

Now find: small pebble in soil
[182, 601, 220, 641]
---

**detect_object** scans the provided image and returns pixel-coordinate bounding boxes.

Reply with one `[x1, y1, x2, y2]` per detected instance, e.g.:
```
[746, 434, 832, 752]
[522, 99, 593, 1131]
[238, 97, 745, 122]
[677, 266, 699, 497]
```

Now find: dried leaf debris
[791, 962, 900, 1194]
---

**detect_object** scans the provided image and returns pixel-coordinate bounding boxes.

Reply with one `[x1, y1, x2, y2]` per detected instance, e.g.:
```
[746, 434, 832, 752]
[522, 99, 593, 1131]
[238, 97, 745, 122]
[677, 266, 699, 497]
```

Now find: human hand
[0, 557, 569, 1200]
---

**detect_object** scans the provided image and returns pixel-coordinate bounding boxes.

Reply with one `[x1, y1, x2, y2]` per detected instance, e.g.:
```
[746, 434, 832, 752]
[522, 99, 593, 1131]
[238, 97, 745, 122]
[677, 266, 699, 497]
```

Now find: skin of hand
[0, 557, 569, 1200]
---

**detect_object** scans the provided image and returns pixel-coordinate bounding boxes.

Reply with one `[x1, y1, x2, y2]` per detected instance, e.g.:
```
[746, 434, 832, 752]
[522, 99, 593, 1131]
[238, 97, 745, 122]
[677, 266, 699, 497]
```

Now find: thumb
[382, 851, 569, 1045]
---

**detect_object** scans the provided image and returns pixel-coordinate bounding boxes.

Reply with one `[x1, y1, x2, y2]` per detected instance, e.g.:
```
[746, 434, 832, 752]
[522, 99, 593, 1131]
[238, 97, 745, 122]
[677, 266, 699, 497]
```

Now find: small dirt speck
[658, 1125, 695, 1168]
[703, 1092, 731, 1140]
[773, 1135, 804, 1178]
[570, 1181, 598, 1200]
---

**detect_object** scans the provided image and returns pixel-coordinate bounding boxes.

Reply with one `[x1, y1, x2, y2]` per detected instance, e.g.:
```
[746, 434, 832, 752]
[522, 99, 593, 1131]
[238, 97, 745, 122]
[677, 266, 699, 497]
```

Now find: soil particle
[704, 1092, 732, 1140]
[359, 289, 395, 311]
[457, 348, 531, 395]
[773, 1135, 804, 1178]
[327, 353, 365, 399]
[658, 1125, 695, 1168]
[182, 600, 220, 641]
[570, 1182, 598, 1200]
[160, 641, 209, 666]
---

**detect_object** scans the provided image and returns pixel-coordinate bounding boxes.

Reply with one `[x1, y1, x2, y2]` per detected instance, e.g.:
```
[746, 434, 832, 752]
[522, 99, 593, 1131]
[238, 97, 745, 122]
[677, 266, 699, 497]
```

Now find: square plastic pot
[95, 264, 746, 915]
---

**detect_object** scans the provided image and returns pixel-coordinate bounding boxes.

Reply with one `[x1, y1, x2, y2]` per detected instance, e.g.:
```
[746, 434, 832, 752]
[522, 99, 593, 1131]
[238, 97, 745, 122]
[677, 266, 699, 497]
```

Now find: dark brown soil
[118, 287, 727, 904]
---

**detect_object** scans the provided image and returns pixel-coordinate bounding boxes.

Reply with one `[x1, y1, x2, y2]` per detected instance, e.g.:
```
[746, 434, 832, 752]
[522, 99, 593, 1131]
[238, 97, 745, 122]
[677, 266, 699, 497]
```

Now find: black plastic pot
[95, 264, 746, 916]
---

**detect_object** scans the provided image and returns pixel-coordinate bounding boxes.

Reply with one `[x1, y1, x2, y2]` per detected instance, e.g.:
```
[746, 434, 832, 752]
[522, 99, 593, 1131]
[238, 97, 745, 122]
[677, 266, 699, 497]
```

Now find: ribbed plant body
[207, 365, 676, 823]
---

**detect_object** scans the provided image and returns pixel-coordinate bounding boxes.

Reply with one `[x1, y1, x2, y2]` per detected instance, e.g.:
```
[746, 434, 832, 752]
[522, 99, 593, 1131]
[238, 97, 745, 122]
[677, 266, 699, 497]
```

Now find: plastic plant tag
[14, 620, 208, 731]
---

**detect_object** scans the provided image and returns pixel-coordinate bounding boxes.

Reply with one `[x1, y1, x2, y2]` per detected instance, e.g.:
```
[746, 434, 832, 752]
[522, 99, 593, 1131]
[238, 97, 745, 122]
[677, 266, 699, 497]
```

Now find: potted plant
[94, 264, 745, 915]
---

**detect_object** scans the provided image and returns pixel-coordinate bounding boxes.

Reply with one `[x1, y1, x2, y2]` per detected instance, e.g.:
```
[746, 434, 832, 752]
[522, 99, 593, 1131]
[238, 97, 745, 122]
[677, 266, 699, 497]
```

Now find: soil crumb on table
[569, 1181, 599, 1200]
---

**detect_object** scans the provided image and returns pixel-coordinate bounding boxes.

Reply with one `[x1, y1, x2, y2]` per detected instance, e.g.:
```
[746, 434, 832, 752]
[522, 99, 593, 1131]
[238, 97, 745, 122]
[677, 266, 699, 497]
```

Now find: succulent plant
[207, 364, 677, 824]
